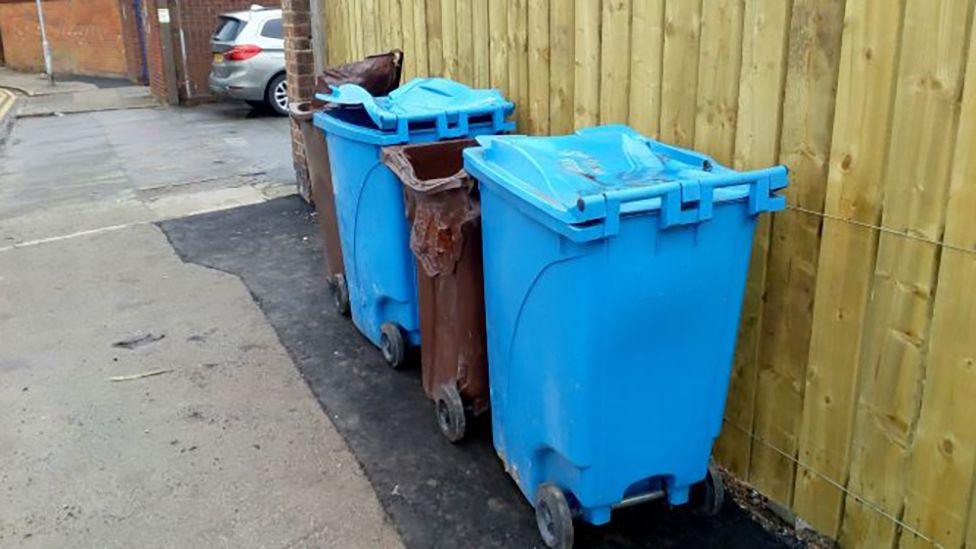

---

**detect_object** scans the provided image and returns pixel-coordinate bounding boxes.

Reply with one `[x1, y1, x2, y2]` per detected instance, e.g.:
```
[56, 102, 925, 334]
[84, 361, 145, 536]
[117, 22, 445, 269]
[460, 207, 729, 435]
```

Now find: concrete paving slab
[0, 223, 402, 548]
[16, 86, 159, 118]
[0, 68, 95, 96]
[0, 102, 294, 247]
[160, 197, 801, 549]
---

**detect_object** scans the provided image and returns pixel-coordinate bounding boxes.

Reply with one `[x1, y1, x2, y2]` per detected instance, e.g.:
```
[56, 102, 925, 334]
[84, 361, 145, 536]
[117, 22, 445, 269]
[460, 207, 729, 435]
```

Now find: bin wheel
[691, 462, 725, 517]
[434, 384, 466, 443]
[331, 274, 350, 316]
[535, 483, 574, 549]
[379, 322, 406, 369]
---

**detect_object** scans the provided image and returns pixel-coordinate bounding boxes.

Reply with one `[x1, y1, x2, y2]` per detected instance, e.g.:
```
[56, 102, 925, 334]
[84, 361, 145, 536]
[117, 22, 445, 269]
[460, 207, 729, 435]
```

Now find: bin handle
[580, 165, 788, 235]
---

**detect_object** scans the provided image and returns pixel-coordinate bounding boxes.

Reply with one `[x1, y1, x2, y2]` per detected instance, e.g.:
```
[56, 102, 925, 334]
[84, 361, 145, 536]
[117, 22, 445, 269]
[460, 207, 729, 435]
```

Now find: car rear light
[223, 44, 262, 61]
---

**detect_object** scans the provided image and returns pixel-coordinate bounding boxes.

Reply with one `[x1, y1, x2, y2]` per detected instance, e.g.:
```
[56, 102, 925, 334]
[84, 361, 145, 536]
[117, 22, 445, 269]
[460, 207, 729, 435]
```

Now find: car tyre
[265, 73, 288, 116]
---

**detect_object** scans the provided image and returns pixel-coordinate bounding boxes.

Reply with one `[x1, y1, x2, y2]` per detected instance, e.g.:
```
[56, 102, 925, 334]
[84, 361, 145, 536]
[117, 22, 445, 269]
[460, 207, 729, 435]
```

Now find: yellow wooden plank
[412, 0, 430, 76]
[377, 0, 391, 51]
[362, 0, 379, 55]
[426, 0, 444, 75]
[659, 0, 701, 147]
[507, 0, 529, 131]
[900, 23, 976, 548]
[388, 0, 404, 54]
[489, 0, 509, 92]
[787, 0, 903, 537]
[472, 0, 490, 87]
[573, 0, 600, 128]
[839, 0, 974, 546]
[353, 0, 366, 60]
[456, 0, 474, 84]
[692, 0, 743, 165]
[599, 0, 631, 124]
[627, 0, 664, 136]
[712, 0, 792, 480]
[548, 0, 574, 134]
[527, 0, 550, 134]
[401, 0, 418, 79]
[441, 0, 458, 78]
[748, 0, 845, 507]
[325, 0, 345, 65]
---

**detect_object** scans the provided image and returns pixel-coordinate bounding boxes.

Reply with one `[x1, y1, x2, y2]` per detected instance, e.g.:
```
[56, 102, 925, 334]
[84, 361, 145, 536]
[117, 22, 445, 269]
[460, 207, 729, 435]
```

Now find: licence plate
[213, 53, 223, 64]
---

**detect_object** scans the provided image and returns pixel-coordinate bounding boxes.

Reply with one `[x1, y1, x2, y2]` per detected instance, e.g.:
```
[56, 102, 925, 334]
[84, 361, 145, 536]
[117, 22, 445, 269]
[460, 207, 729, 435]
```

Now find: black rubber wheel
[691, 462, 725, 517]
[265, 73, 288, 116]
[331, 274, 350, 316]
[535, 483, 574, 549]
[434, 384, 466, 442]
[379, 322, 406, 369]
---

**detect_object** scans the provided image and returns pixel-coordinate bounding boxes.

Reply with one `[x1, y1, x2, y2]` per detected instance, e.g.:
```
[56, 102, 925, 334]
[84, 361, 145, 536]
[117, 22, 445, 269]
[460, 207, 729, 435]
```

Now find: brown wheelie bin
[382, 139, 489, 442]
[289, 50, 404, 315]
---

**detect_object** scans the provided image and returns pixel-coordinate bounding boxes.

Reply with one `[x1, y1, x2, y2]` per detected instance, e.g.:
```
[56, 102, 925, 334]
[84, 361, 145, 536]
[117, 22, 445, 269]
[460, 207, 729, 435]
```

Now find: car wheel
[266, 73, 288, 116]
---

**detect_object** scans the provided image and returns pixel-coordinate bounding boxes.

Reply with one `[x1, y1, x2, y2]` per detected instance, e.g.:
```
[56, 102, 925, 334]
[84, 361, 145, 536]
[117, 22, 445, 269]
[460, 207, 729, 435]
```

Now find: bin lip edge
[464, 145, 768, 243]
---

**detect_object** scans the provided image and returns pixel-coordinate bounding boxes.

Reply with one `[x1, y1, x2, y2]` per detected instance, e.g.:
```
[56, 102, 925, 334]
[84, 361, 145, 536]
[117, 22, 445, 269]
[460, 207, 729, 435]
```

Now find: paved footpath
[0, 100, 402, 547]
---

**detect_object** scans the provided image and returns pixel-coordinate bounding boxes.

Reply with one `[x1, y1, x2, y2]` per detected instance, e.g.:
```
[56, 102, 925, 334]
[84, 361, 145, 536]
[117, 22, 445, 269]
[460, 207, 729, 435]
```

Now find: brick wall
[282, 0, 313, 201]
[0, 0, 140, 80]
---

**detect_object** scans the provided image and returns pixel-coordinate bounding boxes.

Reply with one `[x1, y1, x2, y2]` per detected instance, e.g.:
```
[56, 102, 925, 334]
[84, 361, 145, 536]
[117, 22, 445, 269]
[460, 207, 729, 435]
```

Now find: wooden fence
[319, 0, 976, 546]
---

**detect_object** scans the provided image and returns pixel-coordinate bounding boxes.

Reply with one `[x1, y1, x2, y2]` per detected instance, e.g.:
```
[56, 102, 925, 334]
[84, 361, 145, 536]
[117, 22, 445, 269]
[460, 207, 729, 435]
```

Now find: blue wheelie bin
[463, 125, 788, 548]
[314, 78, 514, 368]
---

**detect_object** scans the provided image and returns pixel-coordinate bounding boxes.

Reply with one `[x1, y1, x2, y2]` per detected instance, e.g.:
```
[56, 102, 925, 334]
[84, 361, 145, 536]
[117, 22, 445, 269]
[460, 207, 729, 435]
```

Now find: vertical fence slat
[549, 0, 575, 134]
[441, 0, 458, 78]
[349, 0, 364, 60]
[573, 0, 600, 128]
[627, 0, 664, 137]
[748, 0, 845, 507]
[507, 0, 529, 131]
[900, 25, 976, 548]
[472, 0, 490, 87]
[389, 0, 403, 54]
[362, 0, 379, 55]
[598, 0, 631, 124]
[413, 0, 430, 76]
[527, 0, 550, 134]
[401, 0, 417, 78]
[659, 0, 702, 147]
[692, 0, 744, 165]
[456, 0, 474, 83]
[489, 2, 509, 92]
[789, 0, 904, 537]
[839, 0, 975, 545]
[713, 0, 793, 480]
[377, 0, 391, 51]
[425, 0, 444, 75]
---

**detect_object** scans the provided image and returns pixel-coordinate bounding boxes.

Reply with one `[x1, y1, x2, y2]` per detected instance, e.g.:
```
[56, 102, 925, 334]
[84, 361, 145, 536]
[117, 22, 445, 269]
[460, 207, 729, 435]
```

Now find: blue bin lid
[314, 77, 515, 144]
[463, 125, 788, 241]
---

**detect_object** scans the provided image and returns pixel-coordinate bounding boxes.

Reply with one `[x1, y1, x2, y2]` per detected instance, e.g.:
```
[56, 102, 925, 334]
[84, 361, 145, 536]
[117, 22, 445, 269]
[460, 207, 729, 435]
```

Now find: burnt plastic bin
[382, 139, 489, 442]
[289, 101, 349, 314]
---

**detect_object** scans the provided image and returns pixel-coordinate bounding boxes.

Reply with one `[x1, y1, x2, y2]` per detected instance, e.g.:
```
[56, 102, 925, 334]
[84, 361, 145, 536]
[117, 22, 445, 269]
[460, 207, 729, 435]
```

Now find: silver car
[208, 6, 287, 115]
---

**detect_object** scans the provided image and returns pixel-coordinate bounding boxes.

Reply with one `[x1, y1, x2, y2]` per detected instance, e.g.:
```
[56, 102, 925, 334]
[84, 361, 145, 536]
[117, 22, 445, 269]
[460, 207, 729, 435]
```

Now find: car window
[260, 18, 283, 39]
[213, 17, 244, 41]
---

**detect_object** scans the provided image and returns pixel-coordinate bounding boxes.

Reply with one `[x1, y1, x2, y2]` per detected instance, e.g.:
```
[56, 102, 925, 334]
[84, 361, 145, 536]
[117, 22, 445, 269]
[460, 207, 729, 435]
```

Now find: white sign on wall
[157, 8, 170, 24]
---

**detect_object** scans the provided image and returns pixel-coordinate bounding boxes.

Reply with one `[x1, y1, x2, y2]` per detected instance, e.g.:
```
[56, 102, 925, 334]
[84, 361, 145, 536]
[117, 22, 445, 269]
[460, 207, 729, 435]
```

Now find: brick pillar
[283, 0, 315, 203]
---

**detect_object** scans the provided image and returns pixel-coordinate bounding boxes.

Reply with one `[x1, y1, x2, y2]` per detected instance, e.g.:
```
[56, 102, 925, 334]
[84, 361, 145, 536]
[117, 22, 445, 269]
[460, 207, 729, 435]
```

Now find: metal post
[34, 0, 54, 84]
